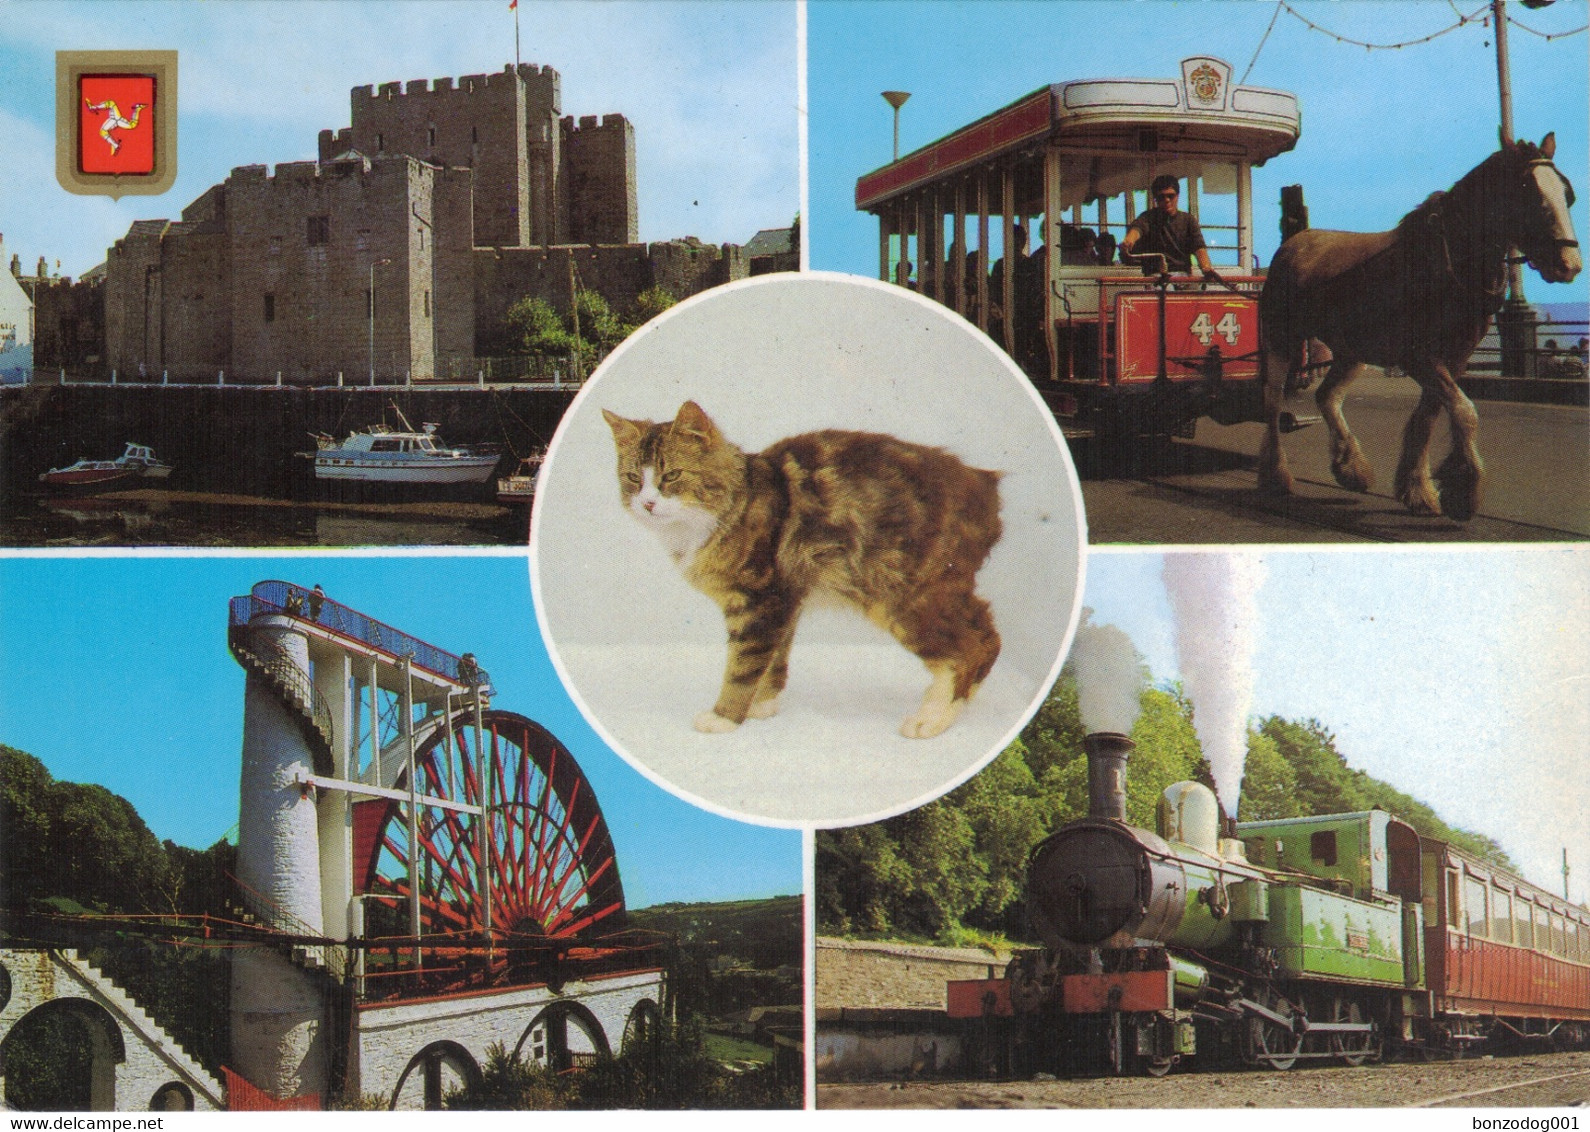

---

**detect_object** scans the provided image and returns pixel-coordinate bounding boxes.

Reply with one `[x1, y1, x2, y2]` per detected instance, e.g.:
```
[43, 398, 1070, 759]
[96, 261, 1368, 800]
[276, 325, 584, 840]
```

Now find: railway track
[818, 1050, 1590, 1109]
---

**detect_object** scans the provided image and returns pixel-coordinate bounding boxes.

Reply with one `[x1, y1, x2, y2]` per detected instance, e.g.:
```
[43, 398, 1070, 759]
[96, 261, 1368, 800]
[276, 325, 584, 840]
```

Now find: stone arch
[388, 1040, 481, 1111]
[621, 997, 662, 1053]
[513, 1001, 610, 1072]
[149, 1081, 195, 1111]
[1, 997, 126, 1111]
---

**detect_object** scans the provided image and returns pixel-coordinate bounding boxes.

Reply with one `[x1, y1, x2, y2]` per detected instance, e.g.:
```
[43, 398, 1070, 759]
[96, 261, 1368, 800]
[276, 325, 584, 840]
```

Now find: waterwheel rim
[354, 709, 626, 983]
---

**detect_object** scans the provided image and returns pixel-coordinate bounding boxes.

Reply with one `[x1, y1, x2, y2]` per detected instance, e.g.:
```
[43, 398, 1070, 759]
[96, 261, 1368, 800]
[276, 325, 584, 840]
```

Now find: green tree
[1238, 730, 1302, 821]
[633, 285, 677, 326]
[947, 746, 1047, 923]
[505, 296, 578, 362]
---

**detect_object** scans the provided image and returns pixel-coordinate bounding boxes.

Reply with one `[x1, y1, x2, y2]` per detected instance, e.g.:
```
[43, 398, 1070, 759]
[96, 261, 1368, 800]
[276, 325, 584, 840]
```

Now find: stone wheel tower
[227, 581, 629, 1103]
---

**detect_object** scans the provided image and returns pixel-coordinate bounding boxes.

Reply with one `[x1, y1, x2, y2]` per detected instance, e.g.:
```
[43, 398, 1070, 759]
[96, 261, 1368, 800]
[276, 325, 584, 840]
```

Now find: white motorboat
[304, 407, 500, 484]
[115, 443, 173, 478]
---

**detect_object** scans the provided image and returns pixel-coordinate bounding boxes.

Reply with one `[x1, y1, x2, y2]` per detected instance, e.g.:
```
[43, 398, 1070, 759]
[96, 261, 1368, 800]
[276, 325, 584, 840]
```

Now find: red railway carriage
[1423, 840, 1590, 1047]
[855, 56, 1302, 443]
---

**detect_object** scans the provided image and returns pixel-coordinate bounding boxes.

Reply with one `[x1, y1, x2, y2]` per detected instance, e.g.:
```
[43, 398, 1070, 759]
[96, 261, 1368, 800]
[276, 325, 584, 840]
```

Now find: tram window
[1310, 831, 1337, 866]
[1492, 887, 1513, 944]
[1464, 875, 1488, 938]
[1551, 912, 1566, 956]
[1447, 870, 1463, 928]
[1533, 903, 1548, 951]
[1515, 895, 1533, 949]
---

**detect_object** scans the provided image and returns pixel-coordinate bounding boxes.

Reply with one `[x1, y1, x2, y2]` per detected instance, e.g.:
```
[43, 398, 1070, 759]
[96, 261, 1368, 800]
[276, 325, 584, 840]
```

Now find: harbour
[0, 382, 569, 546]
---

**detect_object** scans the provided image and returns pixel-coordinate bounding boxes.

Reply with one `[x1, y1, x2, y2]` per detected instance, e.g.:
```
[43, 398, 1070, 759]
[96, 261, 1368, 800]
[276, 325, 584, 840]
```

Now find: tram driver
[1121, 175, 1219, 280]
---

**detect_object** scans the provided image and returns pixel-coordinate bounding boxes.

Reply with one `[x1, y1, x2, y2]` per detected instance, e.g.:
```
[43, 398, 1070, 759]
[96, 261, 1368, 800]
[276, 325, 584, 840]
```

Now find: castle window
[263, 294, 275, 323]
[424, 290, 431, 319]
[376, 132, 385, 153]
[428, 124, 436, 148]
[307, 216, 330, 246]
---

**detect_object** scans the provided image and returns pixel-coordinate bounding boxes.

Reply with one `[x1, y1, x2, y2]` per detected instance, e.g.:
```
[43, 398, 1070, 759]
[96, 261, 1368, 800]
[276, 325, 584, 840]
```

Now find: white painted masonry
[0, 949, 224, 1111]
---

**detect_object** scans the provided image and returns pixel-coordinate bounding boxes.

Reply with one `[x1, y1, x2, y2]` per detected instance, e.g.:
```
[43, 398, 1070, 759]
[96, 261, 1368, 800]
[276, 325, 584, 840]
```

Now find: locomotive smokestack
[1084, 731, 1135, 822]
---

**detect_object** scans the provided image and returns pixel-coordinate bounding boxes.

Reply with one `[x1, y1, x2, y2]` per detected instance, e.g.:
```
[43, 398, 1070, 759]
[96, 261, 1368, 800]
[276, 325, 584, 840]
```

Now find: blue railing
[228, 581, 493, 692]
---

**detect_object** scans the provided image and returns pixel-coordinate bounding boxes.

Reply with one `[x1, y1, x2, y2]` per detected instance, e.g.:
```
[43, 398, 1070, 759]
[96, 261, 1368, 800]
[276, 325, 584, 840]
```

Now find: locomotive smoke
[1163, 552, 1268, 819]
[1070, 618, 1145, 735]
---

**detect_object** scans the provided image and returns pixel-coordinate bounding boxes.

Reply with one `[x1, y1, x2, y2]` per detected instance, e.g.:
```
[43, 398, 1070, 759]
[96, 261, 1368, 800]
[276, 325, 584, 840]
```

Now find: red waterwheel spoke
[356, 710, 627, 988]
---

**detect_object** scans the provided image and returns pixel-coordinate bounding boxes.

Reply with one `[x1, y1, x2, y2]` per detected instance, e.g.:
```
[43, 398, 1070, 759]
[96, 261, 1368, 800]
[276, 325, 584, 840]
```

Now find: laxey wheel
[352, 709, 626, 984]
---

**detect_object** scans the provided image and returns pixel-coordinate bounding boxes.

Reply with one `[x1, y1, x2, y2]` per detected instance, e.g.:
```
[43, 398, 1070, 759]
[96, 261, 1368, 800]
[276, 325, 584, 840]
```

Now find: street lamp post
[1492, 0, 1546, 377]
[882, 91, 911, 161]
[369, 258, 391, 385]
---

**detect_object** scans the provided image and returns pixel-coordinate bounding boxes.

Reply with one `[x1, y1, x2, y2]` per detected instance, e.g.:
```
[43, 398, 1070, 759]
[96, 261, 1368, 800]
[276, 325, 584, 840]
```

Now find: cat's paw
[747, 695, 781, 720]
[900, 701, 964, 739]
[694, 710, 741, 734]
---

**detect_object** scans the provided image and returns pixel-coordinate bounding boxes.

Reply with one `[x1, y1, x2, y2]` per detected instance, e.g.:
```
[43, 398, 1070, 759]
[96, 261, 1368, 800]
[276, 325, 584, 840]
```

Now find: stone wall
[564, 114, 637, 245]
[0, 949, 224, 1111]
[352, 969, 663, 1109]
[815, 938, 1009, 1011]
[222, 157, 446, 383]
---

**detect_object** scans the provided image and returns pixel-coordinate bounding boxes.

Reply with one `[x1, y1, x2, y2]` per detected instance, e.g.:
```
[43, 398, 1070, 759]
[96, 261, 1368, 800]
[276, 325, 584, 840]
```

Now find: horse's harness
[1424, 156, 1577, 298]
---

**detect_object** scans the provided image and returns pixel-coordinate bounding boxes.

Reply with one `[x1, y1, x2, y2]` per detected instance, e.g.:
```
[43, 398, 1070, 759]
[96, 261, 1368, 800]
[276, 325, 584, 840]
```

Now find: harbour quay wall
[0, 383, 576, 498]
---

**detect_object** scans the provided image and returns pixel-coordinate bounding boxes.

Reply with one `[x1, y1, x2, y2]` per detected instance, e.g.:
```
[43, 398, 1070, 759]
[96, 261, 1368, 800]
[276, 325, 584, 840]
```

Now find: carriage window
[1533, 903, 1548, 950]
[1310, 831, 1337, 866]
[1447, 870, 1463, 928]
[1551, 912, 1566, 956]
[1464, 875, 1488, 938]
[1492, 887, 1513, 944]
[1515, 895, 1533, 949]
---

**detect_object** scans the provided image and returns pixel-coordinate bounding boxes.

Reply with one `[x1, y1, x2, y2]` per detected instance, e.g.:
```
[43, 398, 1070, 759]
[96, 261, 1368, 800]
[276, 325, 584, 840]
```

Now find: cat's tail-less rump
[887, 579, 1001, 739]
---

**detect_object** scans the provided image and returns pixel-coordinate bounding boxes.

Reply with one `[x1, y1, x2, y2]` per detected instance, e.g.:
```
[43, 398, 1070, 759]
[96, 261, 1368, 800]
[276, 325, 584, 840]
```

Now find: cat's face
[603, 401, 740, 560]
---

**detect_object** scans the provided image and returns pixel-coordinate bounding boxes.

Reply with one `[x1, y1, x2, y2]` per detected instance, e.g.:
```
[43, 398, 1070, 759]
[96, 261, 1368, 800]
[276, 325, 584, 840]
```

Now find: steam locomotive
[947, 733, 1590, 1076]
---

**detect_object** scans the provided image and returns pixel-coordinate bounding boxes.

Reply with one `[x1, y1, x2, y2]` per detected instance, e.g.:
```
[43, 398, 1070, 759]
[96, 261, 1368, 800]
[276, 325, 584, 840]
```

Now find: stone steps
[55, 948, 226, 1108]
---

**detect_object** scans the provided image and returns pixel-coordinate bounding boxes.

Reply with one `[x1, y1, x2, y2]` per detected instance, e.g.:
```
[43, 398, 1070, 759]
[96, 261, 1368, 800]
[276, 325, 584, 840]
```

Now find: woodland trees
[815, 657, 1517, 944]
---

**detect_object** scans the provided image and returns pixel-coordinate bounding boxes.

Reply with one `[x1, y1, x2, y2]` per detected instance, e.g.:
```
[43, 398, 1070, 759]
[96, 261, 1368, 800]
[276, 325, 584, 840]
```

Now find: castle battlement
[565, 113, 631, 134]
[354, 63, 559, 103]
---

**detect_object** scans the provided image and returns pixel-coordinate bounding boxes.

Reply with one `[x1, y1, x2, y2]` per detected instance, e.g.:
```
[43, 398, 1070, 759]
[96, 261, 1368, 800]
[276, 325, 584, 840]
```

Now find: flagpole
[513, 0, 520, 69]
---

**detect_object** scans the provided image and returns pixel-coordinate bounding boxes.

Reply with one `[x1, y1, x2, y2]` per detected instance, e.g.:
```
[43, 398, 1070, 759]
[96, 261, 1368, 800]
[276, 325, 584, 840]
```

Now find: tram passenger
[1121, 175, 1218, 280]
[1059, 226, 1099, 266]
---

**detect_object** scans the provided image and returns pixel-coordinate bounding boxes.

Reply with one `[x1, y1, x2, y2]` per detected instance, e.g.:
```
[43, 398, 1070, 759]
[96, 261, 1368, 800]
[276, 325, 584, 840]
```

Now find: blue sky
[0, 553, 802, 908]
[1084, 546, 1590, 905]
[0, 0, 798, 280]
[809, 0, 1589, 310]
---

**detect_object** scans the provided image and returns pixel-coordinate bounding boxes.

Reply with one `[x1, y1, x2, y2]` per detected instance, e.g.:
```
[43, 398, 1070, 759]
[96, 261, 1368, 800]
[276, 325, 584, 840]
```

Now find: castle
[99, 63, 751, 383]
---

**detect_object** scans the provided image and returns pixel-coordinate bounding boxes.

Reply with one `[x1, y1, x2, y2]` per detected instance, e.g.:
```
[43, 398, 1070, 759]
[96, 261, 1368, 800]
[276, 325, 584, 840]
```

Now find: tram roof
[856, 56, 1301, 211]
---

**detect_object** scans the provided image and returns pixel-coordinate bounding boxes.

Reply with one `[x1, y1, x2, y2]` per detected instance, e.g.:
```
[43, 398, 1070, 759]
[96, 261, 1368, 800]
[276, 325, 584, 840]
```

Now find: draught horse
[1258, 133, 1581, 520]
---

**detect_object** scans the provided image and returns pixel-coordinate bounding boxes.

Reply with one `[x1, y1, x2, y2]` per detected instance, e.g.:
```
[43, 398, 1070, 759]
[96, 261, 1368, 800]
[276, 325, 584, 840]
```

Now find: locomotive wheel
[1141, 1053, 1175, 1078]
[1247, 992, 1302, 1071]
[1329, 997, 1375, 1067]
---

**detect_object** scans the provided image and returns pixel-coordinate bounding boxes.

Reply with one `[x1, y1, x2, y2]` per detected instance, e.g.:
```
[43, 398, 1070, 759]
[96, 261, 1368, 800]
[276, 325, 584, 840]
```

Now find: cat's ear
[671, 400, 720, 445]
[603, 408, 644, 449]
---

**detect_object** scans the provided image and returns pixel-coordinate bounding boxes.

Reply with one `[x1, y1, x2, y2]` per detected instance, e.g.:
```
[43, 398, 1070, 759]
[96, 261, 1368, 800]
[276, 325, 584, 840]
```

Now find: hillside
[816, 665, 1518, 944]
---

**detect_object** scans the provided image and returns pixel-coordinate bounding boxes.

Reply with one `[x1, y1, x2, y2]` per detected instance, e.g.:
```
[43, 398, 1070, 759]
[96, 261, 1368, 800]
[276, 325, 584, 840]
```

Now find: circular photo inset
[531, 272, 1085, 827]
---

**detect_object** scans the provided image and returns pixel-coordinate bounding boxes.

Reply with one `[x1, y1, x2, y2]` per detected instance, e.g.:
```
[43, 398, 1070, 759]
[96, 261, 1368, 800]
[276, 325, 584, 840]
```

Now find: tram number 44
[1190, 311, 1242, 346]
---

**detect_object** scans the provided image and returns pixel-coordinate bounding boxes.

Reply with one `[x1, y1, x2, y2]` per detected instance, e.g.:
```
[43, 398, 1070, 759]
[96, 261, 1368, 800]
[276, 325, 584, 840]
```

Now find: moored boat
[302, 406, 500, 484]
[495, 454, 545, 505]
[115, 443, 173, 478]
[38, 458, 140, 490]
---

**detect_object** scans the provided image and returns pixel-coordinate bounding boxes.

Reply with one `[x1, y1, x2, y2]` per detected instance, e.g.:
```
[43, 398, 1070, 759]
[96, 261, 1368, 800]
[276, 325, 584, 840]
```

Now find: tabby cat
[602, 401, 1003, 739]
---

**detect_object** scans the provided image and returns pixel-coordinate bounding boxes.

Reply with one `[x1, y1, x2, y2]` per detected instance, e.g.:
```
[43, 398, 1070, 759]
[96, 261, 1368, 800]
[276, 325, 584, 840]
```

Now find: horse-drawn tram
[855, 56, 1301, 442]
